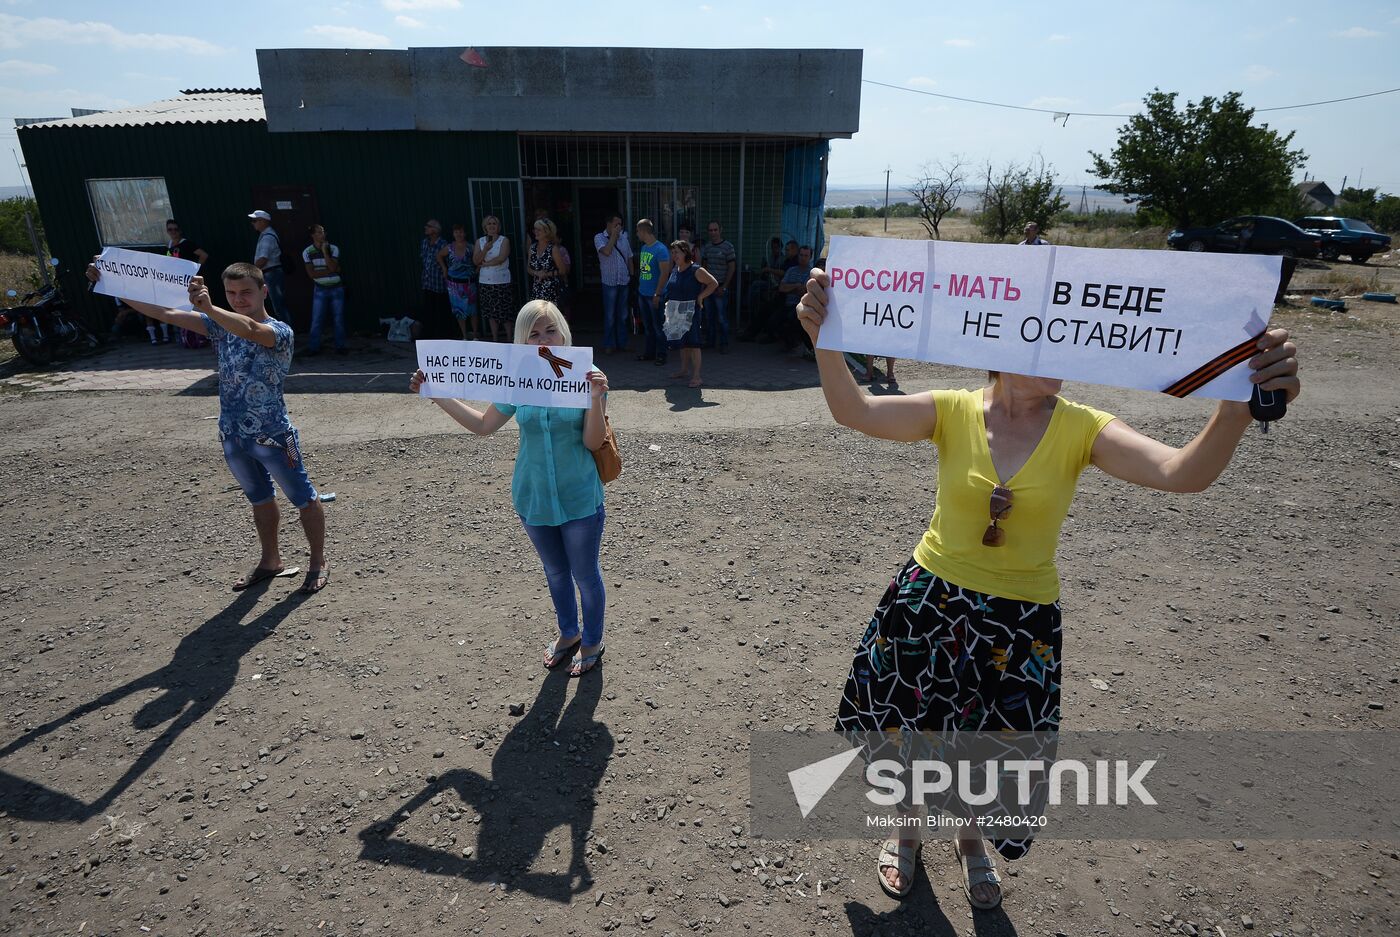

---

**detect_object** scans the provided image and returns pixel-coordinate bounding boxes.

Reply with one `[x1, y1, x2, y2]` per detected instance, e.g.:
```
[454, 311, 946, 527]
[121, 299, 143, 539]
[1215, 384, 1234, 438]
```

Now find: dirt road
[1, 295, 1397, 937]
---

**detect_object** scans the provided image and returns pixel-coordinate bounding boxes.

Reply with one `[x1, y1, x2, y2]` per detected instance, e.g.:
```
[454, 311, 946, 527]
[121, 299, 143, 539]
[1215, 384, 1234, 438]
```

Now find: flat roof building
[19, 46, 861, 332]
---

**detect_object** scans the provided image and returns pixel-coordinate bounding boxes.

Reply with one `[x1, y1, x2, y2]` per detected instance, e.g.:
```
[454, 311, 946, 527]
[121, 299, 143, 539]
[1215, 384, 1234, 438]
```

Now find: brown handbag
[592, 415, 622, 483]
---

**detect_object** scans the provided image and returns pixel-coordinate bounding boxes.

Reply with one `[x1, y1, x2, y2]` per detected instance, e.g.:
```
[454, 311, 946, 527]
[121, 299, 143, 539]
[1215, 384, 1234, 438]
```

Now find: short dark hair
[668, 239, 691, 255]
[786, 239, 798, 247]
[452, 223, 466, 233]
[799, 244, 813, 252]
[707, 220, 721, 229]
[165, 219, 179, 228]
[222, 262, 264, 286]
[607, 213, 623, 225]
[636, 218, 655, 233]
[769, 236, 782, 245]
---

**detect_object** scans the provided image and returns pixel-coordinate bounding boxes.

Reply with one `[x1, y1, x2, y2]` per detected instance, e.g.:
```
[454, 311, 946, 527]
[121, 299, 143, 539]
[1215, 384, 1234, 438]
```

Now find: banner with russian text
[817, 236, 1281, 401]
[416, 340, 594, 409]
[92, 247, 199, 310]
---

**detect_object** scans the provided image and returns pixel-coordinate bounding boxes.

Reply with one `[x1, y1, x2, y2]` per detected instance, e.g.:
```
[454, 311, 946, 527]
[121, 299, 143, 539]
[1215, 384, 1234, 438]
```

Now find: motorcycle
[1, 258, 98, 367]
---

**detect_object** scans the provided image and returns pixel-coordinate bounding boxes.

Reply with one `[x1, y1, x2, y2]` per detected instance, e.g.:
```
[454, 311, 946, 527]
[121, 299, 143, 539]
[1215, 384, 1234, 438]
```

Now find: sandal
[954, 840, 1003, 910]
[877, 838, 921, 900]
[299, 568, 330, 594]
[232, 565, 298, 591]
[569, 644, 605, 677]
[544, 635, 581, 669]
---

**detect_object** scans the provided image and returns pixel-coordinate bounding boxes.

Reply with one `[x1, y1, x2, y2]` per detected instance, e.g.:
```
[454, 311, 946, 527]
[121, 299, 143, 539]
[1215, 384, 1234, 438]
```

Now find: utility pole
[883, 167, 891, 232]
[12, 148, 32, 200]
[24, 212, 48, 286]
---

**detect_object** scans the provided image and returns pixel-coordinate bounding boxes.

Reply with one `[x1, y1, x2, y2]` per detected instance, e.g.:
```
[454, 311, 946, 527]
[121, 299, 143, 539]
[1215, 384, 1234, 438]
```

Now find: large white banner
[91, 247, 199, 310]
[416, 340, 594, 409]
[818, 236, 1281, 401]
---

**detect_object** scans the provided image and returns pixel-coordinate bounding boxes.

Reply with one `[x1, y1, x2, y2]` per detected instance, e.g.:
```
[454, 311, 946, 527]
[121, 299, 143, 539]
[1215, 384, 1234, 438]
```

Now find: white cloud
[762, 16, 774, 30]
[0, 58, 54, 75]
[1245, 64, 1276, 81]
[1334, 26, 1381, 38]
[381, 0, 460, 9]
[0, 85, 131, 114]
[1047, 34, 1070, 42]
[306, 25, 393, 47]
[1029, 96, 1076, 110]
[906, 76, 937, 89]
[943, 38, 973, 47]
[699, 3, 713, 10]
[0, 15, 225, 54]
[394, 15, 424, 27]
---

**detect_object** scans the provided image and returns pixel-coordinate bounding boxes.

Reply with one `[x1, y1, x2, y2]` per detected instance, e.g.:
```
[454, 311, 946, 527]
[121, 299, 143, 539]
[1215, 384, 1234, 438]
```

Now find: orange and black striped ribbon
[538, 346, 573, 378]
[1162, 332, 1263, 398]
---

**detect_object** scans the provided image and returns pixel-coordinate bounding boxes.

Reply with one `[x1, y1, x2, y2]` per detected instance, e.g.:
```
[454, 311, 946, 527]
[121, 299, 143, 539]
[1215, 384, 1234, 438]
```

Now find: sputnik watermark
[789, 749, 1155, 818]
[866, 758, 1157, 808]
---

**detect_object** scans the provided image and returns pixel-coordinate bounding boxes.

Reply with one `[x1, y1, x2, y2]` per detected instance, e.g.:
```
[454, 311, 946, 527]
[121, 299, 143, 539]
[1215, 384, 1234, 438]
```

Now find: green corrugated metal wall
[18, 120, 820, 333]
[18, 120, 519, 330]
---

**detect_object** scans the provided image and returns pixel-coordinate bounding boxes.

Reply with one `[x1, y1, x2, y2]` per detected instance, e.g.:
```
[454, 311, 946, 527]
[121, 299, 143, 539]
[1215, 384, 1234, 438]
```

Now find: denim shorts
[221, 429, 319, 509]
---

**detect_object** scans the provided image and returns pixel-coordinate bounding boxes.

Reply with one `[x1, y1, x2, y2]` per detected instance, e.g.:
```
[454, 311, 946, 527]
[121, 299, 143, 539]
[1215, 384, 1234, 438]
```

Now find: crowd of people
[79, 204, 1304, 914]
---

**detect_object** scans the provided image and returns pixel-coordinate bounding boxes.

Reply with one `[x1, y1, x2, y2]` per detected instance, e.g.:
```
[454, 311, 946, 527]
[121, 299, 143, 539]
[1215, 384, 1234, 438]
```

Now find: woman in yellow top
[796, 270, 1300, 909]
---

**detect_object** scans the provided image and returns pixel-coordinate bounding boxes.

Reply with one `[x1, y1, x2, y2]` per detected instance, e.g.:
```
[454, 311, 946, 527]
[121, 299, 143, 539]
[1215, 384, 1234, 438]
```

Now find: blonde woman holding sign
[409, 300, 611, 676]
[795, 269, 1299, 908]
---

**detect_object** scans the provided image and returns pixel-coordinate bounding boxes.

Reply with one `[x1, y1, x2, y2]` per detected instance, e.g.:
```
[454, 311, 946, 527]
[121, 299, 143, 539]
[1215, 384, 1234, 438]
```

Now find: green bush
[0, 197, 45, 255]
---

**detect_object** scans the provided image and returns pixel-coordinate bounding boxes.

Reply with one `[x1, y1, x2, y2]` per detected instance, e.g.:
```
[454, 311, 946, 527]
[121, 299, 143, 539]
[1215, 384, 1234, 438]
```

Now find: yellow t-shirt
[912, 387, 1116, 604]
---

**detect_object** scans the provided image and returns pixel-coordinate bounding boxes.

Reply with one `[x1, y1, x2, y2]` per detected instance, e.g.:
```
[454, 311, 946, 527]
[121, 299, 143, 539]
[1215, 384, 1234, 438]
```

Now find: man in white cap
[249, 210, 289, 321]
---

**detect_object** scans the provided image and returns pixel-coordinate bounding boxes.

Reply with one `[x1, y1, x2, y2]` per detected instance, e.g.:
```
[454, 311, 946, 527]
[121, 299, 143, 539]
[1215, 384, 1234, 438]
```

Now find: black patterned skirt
[835, 557, 1062, 859]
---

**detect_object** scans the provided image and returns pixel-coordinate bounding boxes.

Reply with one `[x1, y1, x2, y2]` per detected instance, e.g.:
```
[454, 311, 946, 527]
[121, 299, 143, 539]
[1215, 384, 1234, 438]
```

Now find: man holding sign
[795, 256, 1298, 909]
[86, 259, 330, 595]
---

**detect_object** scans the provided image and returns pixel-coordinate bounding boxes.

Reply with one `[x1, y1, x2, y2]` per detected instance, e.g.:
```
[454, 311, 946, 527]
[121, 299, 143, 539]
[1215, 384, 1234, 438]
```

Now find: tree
[908, 158, 965, 239]
[1335, 186, 1380, 219]
[1088, 90, 1307, 228]
[975, 157, 1068, 241]
[0, 196, 44, 255]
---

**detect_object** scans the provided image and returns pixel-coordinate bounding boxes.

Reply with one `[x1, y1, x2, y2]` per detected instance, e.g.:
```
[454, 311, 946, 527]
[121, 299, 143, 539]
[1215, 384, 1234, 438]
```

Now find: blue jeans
[309, 284, 346, 352]
[521, 504, 606, 647]
[600, 283, 630, 351]
[638, 293, 666, 360]
[222, 430, 318, 509]
[262, 266, 289, 322]
[703, 292, 729, 348]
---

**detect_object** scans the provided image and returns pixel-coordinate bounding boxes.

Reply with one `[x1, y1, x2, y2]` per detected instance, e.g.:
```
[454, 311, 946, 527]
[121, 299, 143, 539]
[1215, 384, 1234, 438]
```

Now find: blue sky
[2, 1, 1397, 197]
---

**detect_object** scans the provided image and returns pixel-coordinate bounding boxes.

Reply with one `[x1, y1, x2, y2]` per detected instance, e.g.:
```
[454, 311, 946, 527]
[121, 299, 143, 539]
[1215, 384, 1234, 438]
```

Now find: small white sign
[91, 247, 200, 310]
[275, 200, 292, 210]
[416, 340, 595, 409]
[818, 236, 1280, 401]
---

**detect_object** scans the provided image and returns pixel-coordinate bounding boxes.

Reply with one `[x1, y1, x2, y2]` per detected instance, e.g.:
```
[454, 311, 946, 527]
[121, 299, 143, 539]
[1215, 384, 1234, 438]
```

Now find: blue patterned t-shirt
[201, 313, 295, 440]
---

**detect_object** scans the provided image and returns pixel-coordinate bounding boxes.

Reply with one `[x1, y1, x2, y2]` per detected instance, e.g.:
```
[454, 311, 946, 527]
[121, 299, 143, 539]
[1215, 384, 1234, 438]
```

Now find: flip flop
[954, 840, 1003, 910]
[232, 565, 299, 591]
[569, 644, 605, 677]
[544, 636, 581, 669]
[877, 838, 921, 900]
[299, 568, 330, 594]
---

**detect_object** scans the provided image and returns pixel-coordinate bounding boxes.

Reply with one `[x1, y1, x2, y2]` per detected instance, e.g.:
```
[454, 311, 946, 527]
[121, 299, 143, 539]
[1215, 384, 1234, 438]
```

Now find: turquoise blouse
[494, 402, 604, 527]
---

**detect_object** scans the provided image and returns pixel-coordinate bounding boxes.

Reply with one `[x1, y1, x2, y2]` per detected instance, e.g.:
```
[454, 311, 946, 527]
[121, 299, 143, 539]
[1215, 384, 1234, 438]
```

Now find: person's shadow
[842, 849, 1022, 936]
[0, 586, 306, 822]
[664, 385, 720, 412]
[357, 665, 613, 901]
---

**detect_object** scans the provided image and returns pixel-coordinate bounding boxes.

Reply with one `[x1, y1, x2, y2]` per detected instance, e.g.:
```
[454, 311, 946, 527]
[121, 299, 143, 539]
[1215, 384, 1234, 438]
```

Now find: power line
[862, 79, 1400, 119]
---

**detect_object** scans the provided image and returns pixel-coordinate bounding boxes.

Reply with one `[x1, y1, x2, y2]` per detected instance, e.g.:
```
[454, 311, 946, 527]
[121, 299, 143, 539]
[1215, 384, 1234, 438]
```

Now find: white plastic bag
[385, 316, 414, 343]
[662, 300, 696, 341]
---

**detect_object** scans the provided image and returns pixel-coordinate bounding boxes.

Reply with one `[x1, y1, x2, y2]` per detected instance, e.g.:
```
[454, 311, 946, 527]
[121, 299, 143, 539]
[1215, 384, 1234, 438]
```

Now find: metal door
[626, 179, 678, 242]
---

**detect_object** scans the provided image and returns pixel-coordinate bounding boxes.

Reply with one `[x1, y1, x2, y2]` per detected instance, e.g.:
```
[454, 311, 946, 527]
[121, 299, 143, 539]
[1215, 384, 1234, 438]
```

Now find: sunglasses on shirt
[982, 485, 1013, 547]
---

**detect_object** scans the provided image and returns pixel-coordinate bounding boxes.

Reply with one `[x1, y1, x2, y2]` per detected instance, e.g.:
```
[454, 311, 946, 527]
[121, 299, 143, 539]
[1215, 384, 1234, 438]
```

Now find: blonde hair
[532, 218, 558, 242]
[513, 300, 572, 346]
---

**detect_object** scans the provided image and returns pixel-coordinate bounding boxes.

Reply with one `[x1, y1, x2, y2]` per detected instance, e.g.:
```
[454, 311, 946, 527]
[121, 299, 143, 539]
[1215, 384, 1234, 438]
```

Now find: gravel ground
[1, 292, 1398, 937]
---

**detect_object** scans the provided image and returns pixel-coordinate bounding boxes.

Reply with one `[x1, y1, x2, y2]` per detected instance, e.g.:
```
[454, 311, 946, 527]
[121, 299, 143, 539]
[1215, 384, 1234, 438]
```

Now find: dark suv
[1294, 216, 1392, 264]
[1167, 215, 1322, 258]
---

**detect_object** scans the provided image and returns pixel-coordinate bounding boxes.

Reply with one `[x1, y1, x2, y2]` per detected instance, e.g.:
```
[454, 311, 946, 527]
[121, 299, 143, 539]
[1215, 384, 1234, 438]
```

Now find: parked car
[1167, 216, 1321, 258]
[1294, 216, 1392, 264]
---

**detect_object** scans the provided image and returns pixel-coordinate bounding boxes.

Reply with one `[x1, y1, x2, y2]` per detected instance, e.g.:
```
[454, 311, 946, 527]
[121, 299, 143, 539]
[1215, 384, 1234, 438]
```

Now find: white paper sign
[416, 340, 595, 409]
[818, 236, 1280, 401]
[91, 247, 200, 310]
